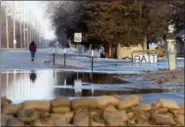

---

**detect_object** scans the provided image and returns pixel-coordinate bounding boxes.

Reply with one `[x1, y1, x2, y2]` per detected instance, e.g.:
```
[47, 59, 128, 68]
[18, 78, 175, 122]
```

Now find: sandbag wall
[1, 95, 184, 126]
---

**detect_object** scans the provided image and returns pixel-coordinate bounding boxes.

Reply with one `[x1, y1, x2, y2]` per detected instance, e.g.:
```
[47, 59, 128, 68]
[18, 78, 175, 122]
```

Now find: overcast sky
[23, 1, 55, 40]
[2, 1, 55, 40]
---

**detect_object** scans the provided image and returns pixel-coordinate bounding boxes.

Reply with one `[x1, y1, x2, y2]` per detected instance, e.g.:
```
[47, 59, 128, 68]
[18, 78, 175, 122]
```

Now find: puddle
[0, 70, 183, 103]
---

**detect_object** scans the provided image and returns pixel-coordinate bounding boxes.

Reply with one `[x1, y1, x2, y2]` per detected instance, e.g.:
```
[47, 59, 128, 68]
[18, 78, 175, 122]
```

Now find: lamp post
[53, 50, 55, 65]
[91, 50, 94, 71]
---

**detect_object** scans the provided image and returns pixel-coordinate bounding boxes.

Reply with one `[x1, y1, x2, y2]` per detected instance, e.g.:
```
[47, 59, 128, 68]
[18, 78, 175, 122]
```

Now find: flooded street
[1, 70, 184, 104]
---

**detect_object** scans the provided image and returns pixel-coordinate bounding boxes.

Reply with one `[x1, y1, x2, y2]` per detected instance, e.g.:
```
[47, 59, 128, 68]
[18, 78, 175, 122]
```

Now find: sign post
[74, 33, 82, 66]
[167, 39, 177, 70]
[91, 50, 94, 71]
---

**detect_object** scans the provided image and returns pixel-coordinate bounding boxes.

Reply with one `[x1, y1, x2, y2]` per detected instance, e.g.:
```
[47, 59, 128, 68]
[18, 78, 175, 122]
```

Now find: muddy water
[0, 70, 183, 103]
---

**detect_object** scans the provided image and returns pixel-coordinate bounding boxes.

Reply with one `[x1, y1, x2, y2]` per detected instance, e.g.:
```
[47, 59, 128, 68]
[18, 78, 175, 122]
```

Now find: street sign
[134, 54, 158, 63]
[74, 33, 82, 43]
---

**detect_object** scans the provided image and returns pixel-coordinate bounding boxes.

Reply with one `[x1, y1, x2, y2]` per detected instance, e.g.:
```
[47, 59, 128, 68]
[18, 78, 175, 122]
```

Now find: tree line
[48, 0, 184, 58]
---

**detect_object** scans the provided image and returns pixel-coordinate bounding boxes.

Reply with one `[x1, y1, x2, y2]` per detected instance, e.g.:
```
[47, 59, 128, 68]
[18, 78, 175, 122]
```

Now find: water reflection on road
[1, 70, 184, 104]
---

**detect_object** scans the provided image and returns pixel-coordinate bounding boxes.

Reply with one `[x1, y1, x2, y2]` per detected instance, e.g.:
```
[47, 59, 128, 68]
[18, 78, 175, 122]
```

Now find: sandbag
[64, 112, 74, 123]
[89, 110, 105, 124]
[1, 97, 12, 109]
[71, 98, 98, 110]
[174, 114, 184, 126]
[50, 112, 73, 124]
[154, 99, 180, 109]
[103, 110, 127, 126]
[1, 114, 11, 126]
[33, 118, 55, 126]
[96, 96, 119, 108]
[2, 104, 21, 115]
[104, 105, 117, 112]
[128, 112, 134, 119]
[153, 108, 169, 114]
[6, 116, 25, 126]
[23, 100, 50, 112]
[50, 97, 71, 107]
[73, 112, 89, 126]
[51, 106, 70, 114]
[131, 104, 152, 111]
[16, 109, 39, 123]
[135, 123, 152, 126]
[118, 95, 142, 109]
[152, 113, 176, 125]
[90, 120, 105, 126]
[169, 109, 184, 115]
[50, 113, 69, 125]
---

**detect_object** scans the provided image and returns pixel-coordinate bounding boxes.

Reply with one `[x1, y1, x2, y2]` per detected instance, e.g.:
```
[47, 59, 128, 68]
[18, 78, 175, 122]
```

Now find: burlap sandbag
[33, 118, 55, 126]
[135, 123, 152, 126]
[50, 97, 71, 107]
[16, 109, 39, 123]
[118, 95, 142, 109]
[6, 116, 25, 126]
[90, 120, 105, 126]
[174, 114, 184, 126]
[2, 104, 22, 115]
[1, 114, 11, 126]
[152, 113, 176, 125]
[153, 107, 169, 114]
[169, 109, 184, 115]
[89, 110, 105, 124]
[23, 100, 50, 112]
[103, 110, 128, 126]
[104, 105, 118, 112]
[51, 106, 70, 114]
[154, 99, 180, 109]
[131, 111, 151, 124]
[131, 104, 152, 111]
[50, 112, 74, 124]
[96, 96, 119, 108]
[128, 112, 134, 119]
[1, 97, 12, 109]
[50, 113, 70, 126]
[71, 98, 98, 110]
[73, 112, 89, 126]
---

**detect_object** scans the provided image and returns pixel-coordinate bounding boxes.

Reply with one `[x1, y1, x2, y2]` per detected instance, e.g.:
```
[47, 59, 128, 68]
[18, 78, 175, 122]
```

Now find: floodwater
[1, 70, 184, 104]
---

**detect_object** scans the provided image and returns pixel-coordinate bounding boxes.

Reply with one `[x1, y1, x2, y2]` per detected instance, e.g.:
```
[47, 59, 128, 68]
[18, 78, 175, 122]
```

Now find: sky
[23, 1, 55, 40]
[2, 1, 56, 40]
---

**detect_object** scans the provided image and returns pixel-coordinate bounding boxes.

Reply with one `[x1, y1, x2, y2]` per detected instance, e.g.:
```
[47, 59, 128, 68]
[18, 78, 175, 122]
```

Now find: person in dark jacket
[29, 41, 37, 61]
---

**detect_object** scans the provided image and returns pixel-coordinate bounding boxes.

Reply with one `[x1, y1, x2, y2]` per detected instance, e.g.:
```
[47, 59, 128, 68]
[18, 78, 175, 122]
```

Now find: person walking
[29, 41, 37, 61]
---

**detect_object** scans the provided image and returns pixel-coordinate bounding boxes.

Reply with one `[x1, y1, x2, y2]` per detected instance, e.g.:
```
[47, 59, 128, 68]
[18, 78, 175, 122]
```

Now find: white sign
[134, 54, 158, 63]
[74, 79, 82, 95]
[91, 50, 94, 57]
[74, 33, 82, 43]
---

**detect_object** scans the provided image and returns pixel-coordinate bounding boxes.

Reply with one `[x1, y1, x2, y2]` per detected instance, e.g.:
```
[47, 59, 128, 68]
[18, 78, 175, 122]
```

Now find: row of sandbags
[1, 95, 184, 126]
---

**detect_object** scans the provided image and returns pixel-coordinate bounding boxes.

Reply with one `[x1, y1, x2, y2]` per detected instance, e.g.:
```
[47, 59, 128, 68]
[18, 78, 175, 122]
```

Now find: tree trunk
[105, 43, 112, 58]
[108, 43, 112, 58]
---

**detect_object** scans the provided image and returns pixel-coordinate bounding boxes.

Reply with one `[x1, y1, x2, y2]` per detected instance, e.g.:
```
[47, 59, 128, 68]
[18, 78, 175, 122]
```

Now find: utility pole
[5, 8, 9, 48]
